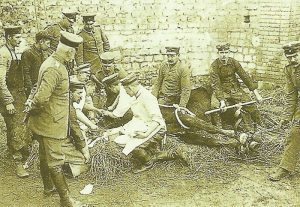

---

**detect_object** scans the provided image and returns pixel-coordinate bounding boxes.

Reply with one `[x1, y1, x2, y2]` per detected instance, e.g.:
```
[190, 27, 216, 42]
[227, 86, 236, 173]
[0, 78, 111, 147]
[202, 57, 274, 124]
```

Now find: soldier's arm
[31, 67, 60, 107]
[101, 29, 110, 52]
[151, 64, 164, 98]
[234, 59, 258, 91]
[69, 106, 86, 150]
[209, 62, 224, 101]
[283, 67, 298, 121]
[0, 50, 14, 105]
[179, 64, 192, 107]
[20, 51, 33, 97]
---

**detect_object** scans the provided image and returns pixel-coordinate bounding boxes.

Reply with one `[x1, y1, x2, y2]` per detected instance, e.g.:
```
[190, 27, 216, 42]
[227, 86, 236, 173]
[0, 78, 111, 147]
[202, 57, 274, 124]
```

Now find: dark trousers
[280, 124, 300, 172]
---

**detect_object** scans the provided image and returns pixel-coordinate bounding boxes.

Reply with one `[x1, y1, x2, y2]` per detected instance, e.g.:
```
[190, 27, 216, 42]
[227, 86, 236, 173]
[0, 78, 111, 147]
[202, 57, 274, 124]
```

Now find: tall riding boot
[154, 148, 189, 166]
[38, 140, 56, 196]
[49, 166, 84, 207]
[40, 159, 56, 196]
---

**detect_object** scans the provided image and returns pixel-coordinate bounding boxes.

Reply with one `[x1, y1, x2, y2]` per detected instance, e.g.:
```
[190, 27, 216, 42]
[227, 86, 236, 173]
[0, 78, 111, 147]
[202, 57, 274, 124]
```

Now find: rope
[159, 104, 196, 129]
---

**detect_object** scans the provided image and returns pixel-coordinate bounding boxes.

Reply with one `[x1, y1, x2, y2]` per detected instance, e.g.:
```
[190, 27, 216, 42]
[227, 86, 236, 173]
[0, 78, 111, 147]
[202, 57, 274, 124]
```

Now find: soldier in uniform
[20, 30, 51, 97]
[152, 45, 236, 144]
[0, 25, 31, 178]
[209, 43, 263, 131]
[76, 13, 110, 76]
[269, 41, 300, 181]
[25, 31, 85, 207]
[44, 9, 78, 53]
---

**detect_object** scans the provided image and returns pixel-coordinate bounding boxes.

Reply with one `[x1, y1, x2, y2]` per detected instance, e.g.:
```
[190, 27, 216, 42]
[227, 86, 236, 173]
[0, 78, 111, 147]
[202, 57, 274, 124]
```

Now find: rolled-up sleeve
[112, 87, 134, 118]
[143, 92, 165, 127]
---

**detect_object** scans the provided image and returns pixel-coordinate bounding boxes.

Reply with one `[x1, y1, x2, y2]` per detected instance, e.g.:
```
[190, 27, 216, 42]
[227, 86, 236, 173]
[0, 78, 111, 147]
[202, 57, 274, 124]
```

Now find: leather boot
[268, 167, 291, 181]
[40, 159, 56, 196]
[16, 162, 29, 178]
[49, 166, 86, 207]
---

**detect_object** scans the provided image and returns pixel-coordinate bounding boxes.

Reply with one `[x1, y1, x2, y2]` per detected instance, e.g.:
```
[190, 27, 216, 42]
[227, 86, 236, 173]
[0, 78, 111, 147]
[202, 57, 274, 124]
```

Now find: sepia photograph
[0, 0, 299, 206]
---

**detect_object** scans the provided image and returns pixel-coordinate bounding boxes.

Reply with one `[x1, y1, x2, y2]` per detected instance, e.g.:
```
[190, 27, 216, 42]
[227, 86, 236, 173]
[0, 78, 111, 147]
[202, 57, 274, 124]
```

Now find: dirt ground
[1, 118, 300, 207]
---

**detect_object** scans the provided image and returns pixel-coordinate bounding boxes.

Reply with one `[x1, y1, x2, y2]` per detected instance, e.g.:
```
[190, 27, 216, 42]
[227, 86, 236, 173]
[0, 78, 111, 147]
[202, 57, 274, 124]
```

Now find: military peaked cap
[100, 52, 116, 66]
[102, 73, 119, 85]
[60, 31, 83, 48]
[216, 43, 230, 52]
[70, 76, 85, 91]
[283, 41, 300, 56]
[164, 45, 180, 55]
[4, 25, 22, 36]
[74, 63, 91, 73]
[82, 13, 96, 22]
[120, 73, 138, 86]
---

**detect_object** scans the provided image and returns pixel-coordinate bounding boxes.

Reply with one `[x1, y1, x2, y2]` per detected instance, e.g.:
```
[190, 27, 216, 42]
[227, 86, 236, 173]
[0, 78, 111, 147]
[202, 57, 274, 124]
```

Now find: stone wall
[0, 0, 299, 85]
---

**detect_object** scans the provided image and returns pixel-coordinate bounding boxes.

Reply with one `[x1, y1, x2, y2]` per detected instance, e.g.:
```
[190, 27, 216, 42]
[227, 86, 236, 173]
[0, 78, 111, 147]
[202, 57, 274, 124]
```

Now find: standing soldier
[20, 30, 51, 97]
[269, 41, 300, 181]
[209, 43, 263, 131]
[25, 31, 85, 206]
[152, 45, 235, 139]
[152, 45, 191, 109]
[45, 8, 78, 53]
[0, 25, 31, 177]
[76, 13, 110, 76]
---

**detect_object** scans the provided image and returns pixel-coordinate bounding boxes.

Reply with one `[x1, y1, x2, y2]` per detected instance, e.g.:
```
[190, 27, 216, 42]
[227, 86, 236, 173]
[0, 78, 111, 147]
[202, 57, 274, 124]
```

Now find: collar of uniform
[83, 28, 94, 34]
[216, 57, 234, 67]
[52, 52, 68, 66]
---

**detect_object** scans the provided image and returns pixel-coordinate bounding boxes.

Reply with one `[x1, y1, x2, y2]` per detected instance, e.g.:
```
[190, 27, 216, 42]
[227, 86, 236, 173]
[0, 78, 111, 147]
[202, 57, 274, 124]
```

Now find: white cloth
[113, 85, 165, 155]
[111, 84, 135, 118]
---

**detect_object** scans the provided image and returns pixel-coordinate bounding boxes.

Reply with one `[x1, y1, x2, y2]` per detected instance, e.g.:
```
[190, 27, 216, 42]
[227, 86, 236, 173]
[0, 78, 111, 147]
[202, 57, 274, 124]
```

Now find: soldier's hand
[220, 100, 227, 113]
[6, 103, 16, 114]
[253, 89, 263, 103]
[24, 99, 34, 113]
[278, 119, 289, 129]
[81, 147, 90, 163]
[135, 131, 147, 139]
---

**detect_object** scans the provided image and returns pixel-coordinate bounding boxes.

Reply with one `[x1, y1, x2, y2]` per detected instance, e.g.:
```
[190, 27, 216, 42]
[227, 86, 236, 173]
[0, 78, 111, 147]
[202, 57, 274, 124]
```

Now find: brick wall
[0, 0, 299, 85]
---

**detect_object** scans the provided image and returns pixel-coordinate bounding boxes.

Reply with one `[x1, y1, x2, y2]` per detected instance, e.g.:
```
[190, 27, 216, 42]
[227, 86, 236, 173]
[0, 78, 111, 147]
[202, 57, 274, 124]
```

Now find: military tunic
[0, 44, 29, 157]
[210, 57, 260, 130]
[20, 45, 47, 97]
[152, 59, 226, 135]
[280, 64, 300, 172]
[152, 60, 192, 107]
[210, 57, 258, 101]
[76, 28, 110, 75]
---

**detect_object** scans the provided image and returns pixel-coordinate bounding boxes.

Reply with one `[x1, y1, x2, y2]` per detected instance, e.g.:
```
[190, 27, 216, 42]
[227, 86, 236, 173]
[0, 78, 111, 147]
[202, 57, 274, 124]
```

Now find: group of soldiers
[1, 8, 300, 207]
